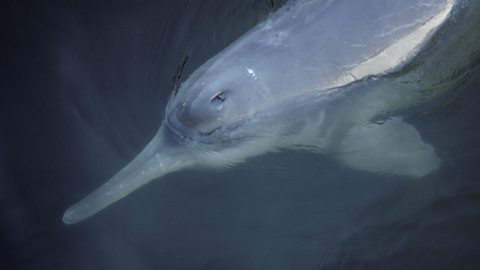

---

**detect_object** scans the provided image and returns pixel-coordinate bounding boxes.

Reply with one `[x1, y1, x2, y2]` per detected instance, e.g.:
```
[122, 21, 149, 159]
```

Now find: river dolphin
[63, 0, 479, 224]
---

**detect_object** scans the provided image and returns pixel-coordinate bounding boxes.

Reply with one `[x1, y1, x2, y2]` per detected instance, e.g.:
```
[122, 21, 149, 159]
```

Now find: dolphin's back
[208, 0, 454, 102]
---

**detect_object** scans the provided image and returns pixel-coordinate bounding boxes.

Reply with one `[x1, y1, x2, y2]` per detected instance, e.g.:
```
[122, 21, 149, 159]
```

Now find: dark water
[2, 0, 480, 269]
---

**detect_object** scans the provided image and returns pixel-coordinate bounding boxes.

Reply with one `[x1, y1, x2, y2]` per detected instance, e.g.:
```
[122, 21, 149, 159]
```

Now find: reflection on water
[2, 0, 480, 269]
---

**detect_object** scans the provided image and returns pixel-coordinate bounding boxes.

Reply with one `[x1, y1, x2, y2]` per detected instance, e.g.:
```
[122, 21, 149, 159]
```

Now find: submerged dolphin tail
[62, 127, 192, 224]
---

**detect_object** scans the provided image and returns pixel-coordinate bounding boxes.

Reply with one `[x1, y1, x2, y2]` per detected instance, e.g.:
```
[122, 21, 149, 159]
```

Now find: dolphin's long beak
[62, 126, 193, 224]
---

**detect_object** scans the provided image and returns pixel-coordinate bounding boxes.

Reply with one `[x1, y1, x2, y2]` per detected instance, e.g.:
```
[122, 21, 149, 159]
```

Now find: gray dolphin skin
[63, 0, 480, 224]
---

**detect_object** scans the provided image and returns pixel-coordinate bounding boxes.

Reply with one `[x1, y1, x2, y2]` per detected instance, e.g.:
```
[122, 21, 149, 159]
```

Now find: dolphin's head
[62, 59, 273, 224]
[166, 60, 269, 147]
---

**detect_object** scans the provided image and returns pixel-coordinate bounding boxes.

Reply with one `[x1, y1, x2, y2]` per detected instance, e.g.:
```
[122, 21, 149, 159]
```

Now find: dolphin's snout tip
[62, 209, 76, 225]
[62, 204, 89, 225]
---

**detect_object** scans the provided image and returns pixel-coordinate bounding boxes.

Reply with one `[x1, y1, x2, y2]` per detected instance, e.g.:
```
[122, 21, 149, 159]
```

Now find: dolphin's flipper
[334, 117, 440, 178]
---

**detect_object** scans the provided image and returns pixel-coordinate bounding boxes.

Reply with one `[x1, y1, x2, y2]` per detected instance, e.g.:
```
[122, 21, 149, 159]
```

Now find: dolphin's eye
[210, 91, 226, 104]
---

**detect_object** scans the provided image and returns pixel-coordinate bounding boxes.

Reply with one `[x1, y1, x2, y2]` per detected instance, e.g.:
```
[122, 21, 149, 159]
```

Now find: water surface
[2, 0, 480, 269]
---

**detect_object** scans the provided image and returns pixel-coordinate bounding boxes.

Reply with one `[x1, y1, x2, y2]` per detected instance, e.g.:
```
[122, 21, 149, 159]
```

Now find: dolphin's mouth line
[197, 118, 246, 140]
[165, 114, 248, 146]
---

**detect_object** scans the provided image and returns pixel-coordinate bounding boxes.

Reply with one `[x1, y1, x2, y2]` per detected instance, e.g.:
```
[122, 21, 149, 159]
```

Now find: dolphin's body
[63, 0, 479, 224]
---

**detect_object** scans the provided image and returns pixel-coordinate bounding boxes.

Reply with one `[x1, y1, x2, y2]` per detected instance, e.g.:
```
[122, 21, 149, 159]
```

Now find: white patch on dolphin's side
[332, 0, 454, 88]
